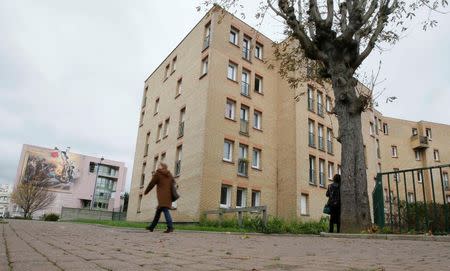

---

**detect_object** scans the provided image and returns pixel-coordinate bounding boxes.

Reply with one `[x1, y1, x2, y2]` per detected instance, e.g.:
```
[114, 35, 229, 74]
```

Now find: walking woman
[144, 163, 174, 233]
[326, 174, 341, 233]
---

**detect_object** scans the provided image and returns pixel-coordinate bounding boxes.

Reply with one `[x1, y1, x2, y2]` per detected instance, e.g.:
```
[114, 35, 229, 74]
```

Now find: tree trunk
[331, 66, 372, 233]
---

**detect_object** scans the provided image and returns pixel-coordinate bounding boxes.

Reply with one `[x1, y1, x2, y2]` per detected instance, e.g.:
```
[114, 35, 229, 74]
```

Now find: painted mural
[22, 149, 81, 191]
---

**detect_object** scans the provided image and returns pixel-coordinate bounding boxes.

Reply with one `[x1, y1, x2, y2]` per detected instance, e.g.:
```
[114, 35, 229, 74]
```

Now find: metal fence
[373, 164, 450, 234]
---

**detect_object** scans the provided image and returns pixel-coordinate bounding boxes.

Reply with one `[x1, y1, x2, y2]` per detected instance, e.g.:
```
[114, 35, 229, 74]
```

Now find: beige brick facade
[127, 7, 450, 222]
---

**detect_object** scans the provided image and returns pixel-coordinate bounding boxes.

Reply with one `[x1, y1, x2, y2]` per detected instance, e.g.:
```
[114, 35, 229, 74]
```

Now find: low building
[0, 184, 13, 218]
[14, 144, 127, 218]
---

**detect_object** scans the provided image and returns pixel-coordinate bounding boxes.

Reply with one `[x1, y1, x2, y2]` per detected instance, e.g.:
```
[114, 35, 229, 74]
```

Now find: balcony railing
[242, 47, 251, 60]
[410, 134, 429, 149]
[241, 81, 250, 96]
[309, 133, 315, 147]
[240, 120, 249, 135]
[203, 35, 210, 50]
[318, 136, 324, 151]
[238, 159, 249, 176]
[309, 169, 316, 184]
[327, 140, 334, 154]
[178, 122, 185, 138]
[174, 160, 181, 176]
[308, 98, 315, 112]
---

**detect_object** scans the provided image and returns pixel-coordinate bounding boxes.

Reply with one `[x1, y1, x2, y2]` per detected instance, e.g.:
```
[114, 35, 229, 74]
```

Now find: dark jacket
[326, 182, 340, 207]
[144, 168, 173, 208]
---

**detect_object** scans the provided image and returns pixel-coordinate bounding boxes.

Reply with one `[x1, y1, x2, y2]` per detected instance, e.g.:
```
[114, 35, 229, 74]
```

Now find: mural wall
[22, 149, 81, 191]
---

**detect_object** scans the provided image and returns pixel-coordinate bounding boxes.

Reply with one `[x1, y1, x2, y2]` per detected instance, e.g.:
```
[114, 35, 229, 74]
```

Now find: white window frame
[225, 99, 236, 120]
[227, 62, 237, 81]
[154, 98, 160, 115]
[319, 159, 325, 187]
[426, 128, 432, 139]
[239, 144, 248, 159]
[253, 110, 262, 130]
[176, 79, 182, 96]
[326, 96, 332, 112]
[391, 146, 398, 158]
[434, 149, 440, 161]
[255, 43, 263, 59]
[163, 118, 170, 137]
[415, 150, 421, 161]
[201, 57, 208, 75]
[236, 188, 247, 208]
[417, 171, 424, 183]
[251, 190, 261, 207]
[220, 185, 232, 208]
[171, 56, 177, 73]
[300, 194, 308, 215]
[254, 75, 263, 93]
[157, 124, 163, 141]
[328, 162, 334, 180]
[229, 28, 239, 45]
[252, 148, 261, 169]
[223, 140, 233, 162]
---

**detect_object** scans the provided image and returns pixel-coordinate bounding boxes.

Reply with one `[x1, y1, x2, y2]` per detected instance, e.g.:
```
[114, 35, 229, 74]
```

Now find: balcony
[238, 159, 249, 177]
[178, 122, 185, 138]
[410, 135, 429, 150]
[240, 120, 249, 135]
[241, 81, 250, 97]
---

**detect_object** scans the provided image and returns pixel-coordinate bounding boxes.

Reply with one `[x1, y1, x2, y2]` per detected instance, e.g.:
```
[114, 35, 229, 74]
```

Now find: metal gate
[373, 164, 450, 234]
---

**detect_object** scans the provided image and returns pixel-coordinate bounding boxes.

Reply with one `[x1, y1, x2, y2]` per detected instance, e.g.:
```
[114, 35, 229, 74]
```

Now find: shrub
[43, 213, 60, 221]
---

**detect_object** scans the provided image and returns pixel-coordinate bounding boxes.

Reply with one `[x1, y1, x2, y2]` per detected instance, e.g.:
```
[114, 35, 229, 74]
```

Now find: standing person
[326, 174, 341, 233]
[144, 163, 174, 233]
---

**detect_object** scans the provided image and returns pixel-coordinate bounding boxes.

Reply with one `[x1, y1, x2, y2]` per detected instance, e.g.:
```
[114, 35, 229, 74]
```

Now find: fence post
[439, 167, 449, 233]
[373, 173, 385, 228]
[262, 207, 268, 228]
[238, 211, 243, 228]
[429, 168, 438, 233]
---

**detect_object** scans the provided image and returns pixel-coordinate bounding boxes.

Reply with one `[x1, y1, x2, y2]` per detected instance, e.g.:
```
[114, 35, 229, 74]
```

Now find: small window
[160, 152, 166, 163]
[300, 194, 308, 215]
[391, 146, 398, 158]
[203, 23, 211, 49]
[434, 149, 440, 161]
[337, 165, 342, 175]
[153, 156, 159, 172]
[254, 75, 263, 93]
[229, 27, 239, 45]
[220, 185, 231, 208]
[201, 57, 208, 76]
[307, 87, 315, 112]
[417, 171, 424, 183]
[142, 86, 148, 108]
[415, 150, 421, 161]
[383, 123, 389, 135]
[140, 163, 146, 187]
[139, 111, 145, 126]
[171, 56, 177, 73]
[319, 159, 325, 187]
[175, 145, 182, 176]
[163, 118, 170, 138]
[325, 96, 332, 112]
[236, 188, 247, 208]
[317, 91, 324, 116]
[176, 78, 182, 96]
[253, 110, 262, 130]
[443, 172, 449, 188]
[252, 148, 261, 169]
[412, 128, 418, 136]
[408, 192, 415, 203]
[144, 132, 150, 156]
[225, 99, 236, 120]
[393, 168, 400, 182]
[164, 64, 170, 79]
[242, 36, 251, 60]
[241, 69, 250, 96]
[251, 190, 261, 207]
[328, 162, 334, 180]
[426, 128, 432, 139]
[318, 124, 324, 151]
[370, 122, 375, 135]
[156, 123, 163, 141]
[255, 42, 263, 59]
[309, 156, 316, 184]
[227, 62, 237, 81]
[308, 119, 315, 148]
[223, 140, 234, 162]
[154, 98, 160, 115]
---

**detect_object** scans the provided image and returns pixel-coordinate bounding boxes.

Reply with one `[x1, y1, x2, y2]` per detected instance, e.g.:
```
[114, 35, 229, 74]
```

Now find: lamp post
[90, 156, 104, 210]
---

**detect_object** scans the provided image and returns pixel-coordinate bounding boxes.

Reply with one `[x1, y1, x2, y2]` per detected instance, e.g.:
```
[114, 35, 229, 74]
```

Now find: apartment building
[127, 6, 449, 222]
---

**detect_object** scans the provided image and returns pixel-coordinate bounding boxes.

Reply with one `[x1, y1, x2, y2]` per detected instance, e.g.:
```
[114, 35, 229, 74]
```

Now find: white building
[0, 184, 13, 218]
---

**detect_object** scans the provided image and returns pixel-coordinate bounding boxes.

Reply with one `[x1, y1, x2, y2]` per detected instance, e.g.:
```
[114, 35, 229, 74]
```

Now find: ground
[1, 220, 449, 271]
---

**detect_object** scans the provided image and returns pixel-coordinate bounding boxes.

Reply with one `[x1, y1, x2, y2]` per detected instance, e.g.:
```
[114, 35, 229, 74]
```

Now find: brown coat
[144, 168, 173, 208]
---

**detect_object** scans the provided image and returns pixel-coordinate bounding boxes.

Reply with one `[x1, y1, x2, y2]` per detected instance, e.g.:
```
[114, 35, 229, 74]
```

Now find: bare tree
[200, 0, 447, 232]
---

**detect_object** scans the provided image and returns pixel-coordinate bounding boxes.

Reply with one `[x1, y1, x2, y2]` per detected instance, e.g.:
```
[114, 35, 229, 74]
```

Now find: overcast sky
[1, 1, 449, 191]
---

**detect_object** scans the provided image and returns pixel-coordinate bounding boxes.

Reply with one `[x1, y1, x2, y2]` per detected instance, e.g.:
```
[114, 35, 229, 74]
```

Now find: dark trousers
[149, 207, 173, 230]
[329, 205, 341, 233]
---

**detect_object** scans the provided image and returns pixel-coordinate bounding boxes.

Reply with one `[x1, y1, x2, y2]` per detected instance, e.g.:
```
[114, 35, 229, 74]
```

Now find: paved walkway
[1, 220, 449, 271]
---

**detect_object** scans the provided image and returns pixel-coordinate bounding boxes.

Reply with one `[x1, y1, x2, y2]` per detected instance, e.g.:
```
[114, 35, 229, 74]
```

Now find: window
[319, 159, 325, 187]
[144, 132, 150, 156]
[383, 123, 389, 135]
[337, 165, 341, 175]
[370, 122, 375, 135]
[393, 168, 400, 182]
[229, 27, 239, 45]
[154, 98, 160, 115]
[415, 150, 422, 161]
[412, 128, 418, 136]
[137, 195, 143, 213]
[327, 128, 333, 154]
[240, 106, 249, 135]
[318, 124, 324, 151]
[242, 36, 251, 60]
[153, 156, 159, 172]
[156, 123, 163, 141]
[251, 190, 261, 207]
[391, 146, 398, 158]
[220, 185, 231, 208]
[238, 144, 249, 176]
[225, 99, 236, 120]
[300, 194, 308, 215]
[227, 62, 237, 81]
[426, 128, 432, 139]
[203, 23, 211, 49]
[434, 149, 440, 161]
[241, 69, 250, 96]
[374, 117, 379, 134]
[326, 96, 332, 112]
[255, 42, 263, 59]
[236, 188, 247, 208]
[139, 111, 145, 126]
[309, 156, 316, 185]
[408, 192, 414, 203]
[254, 75, 263, 93]
[178, 107, 186, 138]
[328, 162, 334, 180]
[417, 170, 424, 183]
[163, 118, 170, 138]
[378, 119, 382, 131]
[253, 110, 262, 130]
[308, 119, 315, 147]
[160, 152, 166, 163]
[376, 139, 381, 159]
[223, 140, 234, 162]
[175, 145, 182, 176]
[201, 57, 208, 76]
[176, 78, 182, 96]
[307, 87, 314, 112]
[252, 148, 261, 169]
[317, 92, 324, 117]
[140, 163, 146, 188]
[171, 56, 177, 73]
[164, 64, 170, 79]
[443, 172, 449, 189]
[142, 86, 148, 108]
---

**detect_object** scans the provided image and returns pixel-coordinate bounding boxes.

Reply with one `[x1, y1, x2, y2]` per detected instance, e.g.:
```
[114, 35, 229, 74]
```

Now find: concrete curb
[320, 232, 450, 242]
